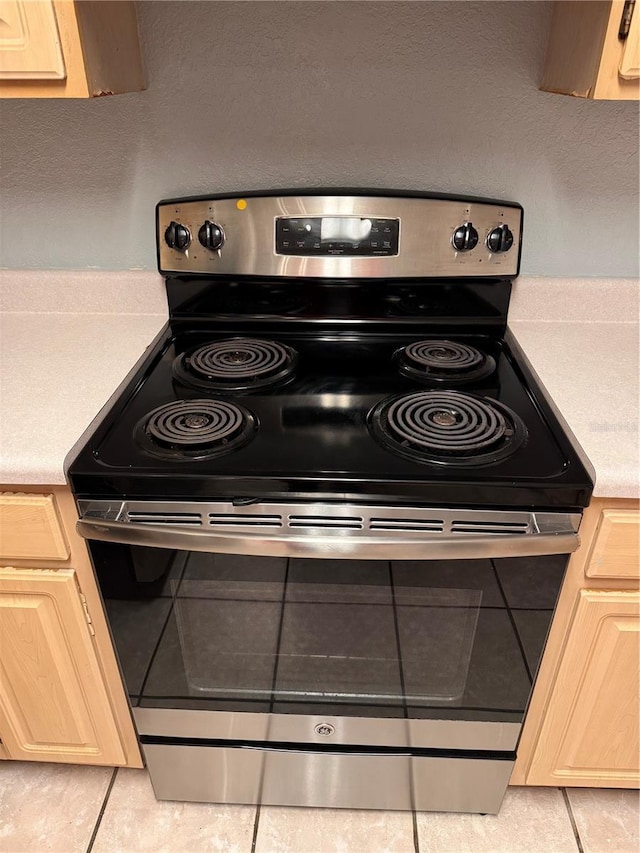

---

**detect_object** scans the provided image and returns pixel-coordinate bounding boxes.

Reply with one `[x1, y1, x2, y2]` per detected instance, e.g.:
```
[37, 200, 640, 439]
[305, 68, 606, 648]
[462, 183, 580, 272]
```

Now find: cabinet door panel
[0, 493, 69, 561]
[586, 510, 640, 580]
[620, 0, 640, 79]
[528, 589, 639, 786]
[0, 0, 65, 79]
[0, 567, 126, 764]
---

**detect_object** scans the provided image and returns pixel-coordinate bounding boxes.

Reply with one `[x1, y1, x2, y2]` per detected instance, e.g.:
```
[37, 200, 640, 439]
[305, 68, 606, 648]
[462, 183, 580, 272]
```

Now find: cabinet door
[586, 509, 640, 580]
[527, 589, 639, 786]
[0, 567, 126, 765]
[0, 0, 65, 79]
[0, 493, 70, 561]
[620, 0, 640, 79]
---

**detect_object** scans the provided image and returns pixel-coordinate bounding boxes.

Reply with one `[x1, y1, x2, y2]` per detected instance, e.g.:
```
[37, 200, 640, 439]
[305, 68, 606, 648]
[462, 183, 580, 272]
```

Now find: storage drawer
[143, 742, 514, 813]
[0, 493, 69, 561]
[586, 510, 640, 581]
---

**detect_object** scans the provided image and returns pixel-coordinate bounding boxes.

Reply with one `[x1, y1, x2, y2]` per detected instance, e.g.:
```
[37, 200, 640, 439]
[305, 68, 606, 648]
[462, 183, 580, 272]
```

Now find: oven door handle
[76, 517, 580, 560]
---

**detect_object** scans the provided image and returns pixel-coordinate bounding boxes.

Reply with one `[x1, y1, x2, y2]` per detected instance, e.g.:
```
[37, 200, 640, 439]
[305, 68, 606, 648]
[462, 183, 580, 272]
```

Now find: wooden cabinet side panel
[527, 589, 640, 787]
[0, 493, 69, 561]
[511, 501, 601, 784]
[0, 567, 126, 765]
[74, 0, 144, 96]
[541, 1, 611, 97]
[587, 509, 640, 580]
[50, 488, 143, 767]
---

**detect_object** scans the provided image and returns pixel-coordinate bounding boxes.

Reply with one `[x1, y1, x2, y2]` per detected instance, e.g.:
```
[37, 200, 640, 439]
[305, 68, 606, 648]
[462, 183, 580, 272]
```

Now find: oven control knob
[198, 221, 225, 251]
[164, 221, 191, 251]
[451, 222, 479, 252]
[486, 224, 514, 254]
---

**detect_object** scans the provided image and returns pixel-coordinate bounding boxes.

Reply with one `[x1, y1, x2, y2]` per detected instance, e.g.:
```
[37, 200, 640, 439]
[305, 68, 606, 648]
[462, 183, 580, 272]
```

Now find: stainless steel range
[68, 191, 594, 814]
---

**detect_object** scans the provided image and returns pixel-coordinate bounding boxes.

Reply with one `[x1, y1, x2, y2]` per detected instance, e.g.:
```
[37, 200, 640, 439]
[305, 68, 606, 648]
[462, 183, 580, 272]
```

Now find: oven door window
[98, 546, 566, 723]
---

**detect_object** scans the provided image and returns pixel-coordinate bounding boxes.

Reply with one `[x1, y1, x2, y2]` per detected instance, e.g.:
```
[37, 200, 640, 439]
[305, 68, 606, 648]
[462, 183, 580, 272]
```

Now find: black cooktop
[67, 190, 594, 509]
[68, 326, 592, 509]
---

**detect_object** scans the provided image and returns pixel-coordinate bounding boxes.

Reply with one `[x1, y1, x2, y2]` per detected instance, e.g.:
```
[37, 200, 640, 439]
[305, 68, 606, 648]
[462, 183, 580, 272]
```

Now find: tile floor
[0, 762, 638, 853]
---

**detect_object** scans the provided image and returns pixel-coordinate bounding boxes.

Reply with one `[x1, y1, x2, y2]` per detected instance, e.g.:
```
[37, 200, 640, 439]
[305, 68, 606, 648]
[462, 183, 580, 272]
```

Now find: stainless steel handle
[76, 517, 579, 560]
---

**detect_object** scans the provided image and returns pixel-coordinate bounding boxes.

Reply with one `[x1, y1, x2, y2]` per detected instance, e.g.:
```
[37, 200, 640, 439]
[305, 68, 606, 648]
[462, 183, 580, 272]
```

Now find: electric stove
[67, 191, 594, 814]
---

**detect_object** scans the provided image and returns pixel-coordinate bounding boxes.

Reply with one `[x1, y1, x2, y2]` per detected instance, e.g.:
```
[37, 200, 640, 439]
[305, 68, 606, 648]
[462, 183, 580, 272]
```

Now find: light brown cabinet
[0, 567, 126, 764]
[0, 493, 69, 561]
[0, 486, 142, 767]
[512, 498, 640, 787]
[0, 0, 144, 98]
[541, 1, 640, 99]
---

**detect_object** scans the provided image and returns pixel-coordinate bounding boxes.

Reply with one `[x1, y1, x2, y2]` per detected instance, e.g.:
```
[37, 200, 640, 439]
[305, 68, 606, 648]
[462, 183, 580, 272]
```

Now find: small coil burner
[395, 340, 495, 384]
[174, 337, 297, 392]
[136, 399, 257, 460]
[369, 390, 526, 466]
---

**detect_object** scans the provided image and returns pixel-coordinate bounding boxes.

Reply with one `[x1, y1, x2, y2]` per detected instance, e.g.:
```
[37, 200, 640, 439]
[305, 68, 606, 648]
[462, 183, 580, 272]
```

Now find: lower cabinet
[527, 588, 639, 785]
[512, 498, 640, 787]
[0, 567, 126, 764]
[0, 486, 142, 767]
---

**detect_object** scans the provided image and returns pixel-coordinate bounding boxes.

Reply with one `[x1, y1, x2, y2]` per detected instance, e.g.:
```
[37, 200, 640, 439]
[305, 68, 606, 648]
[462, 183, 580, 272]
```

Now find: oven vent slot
[208, 514, 283, 527]
[288, 515, 364, 530]
[369, 517, 444, 532]
[451, 520, 530, 535]
[127, 512, 203, 526]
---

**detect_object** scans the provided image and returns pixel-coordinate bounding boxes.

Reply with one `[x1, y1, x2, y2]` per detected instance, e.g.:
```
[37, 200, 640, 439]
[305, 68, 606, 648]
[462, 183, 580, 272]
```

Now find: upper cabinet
[0, 0, 144, 98]
[541, 0, 640, 99]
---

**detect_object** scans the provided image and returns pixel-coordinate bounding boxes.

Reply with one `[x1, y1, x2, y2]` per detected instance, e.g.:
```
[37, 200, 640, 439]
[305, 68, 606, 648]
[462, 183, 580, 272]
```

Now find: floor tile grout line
[561, 787, 585, 853]
[85, 767, 118, 853]
[250, 803, 261, 853]
[412, 808, 420, 853]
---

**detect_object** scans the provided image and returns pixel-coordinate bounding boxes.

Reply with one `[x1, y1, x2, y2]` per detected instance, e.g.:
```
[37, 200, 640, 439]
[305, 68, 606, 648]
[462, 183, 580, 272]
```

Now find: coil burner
[137, 399, 257, 460]
[369, 390, 526, 466]
[174, 338, 298, 392]
[396, 340, 495, 384]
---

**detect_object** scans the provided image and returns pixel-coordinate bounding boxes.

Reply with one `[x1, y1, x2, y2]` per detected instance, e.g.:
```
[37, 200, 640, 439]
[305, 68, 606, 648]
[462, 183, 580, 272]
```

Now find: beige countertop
[509, 321, 638, 499]
[1, 272, 638, 498]
[0, 312, 166, 485]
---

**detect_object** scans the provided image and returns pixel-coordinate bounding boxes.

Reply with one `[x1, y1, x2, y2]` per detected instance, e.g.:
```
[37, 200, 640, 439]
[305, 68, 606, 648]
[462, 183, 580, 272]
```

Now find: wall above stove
[0, 1, 637, 277]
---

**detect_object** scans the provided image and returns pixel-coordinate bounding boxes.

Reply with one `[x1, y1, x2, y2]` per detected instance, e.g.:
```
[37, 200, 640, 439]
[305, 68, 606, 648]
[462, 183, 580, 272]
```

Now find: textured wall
[0, 1, 638, 275]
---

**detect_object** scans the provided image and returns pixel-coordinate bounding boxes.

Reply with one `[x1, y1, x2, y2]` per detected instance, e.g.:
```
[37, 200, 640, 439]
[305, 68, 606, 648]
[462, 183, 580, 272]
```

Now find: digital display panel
[276, 217, 399, 256]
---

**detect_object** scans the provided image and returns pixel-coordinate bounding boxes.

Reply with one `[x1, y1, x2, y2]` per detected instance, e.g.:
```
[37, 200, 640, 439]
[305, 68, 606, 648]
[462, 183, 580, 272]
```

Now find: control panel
[276, 217, 400, 256]
[157, 193, 522, 278]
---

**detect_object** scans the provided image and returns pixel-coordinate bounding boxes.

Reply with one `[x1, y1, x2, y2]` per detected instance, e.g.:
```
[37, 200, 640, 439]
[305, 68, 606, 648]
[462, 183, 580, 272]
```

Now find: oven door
[78, 501, 579, 811]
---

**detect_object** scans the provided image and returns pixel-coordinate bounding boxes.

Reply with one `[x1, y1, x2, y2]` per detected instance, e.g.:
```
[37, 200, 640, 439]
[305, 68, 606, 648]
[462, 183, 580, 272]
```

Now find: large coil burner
[136, 399, 257, 460]
[396, 340, 495, 384]
[174, 337, 297, 392]
[369, 390, 526, 466]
